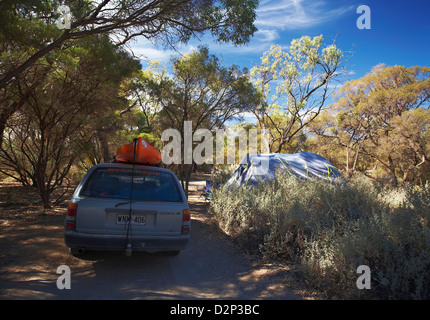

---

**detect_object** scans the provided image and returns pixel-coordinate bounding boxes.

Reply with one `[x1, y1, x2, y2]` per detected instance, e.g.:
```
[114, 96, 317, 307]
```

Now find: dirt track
[0, 177, 300, 300]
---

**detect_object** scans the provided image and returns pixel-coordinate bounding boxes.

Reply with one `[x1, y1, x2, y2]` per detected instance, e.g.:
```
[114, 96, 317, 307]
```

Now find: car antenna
[125, 137, 138, 257]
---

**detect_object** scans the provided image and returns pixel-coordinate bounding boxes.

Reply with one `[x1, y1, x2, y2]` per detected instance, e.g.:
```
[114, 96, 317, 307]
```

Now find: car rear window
[79, 167, 183, 202]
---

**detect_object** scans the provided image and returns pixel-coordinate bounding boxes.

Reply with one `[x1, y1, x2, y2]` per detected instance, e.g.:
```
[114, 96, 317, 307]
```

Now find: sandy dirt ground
[0, 175, 301, 300]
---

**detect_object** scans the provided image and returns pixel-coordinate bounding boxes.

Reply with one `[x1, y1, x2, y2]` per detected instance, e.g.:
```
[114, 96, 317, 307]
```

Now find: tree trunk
[185, 163, 193, 198]
[388, 155, 398, 187]
[98, 133, 111, 163]
[345, 144, 350, 177]
[0, 100, 23, 148]
[179, 163, 193, 199]
[352, 143, 361, 174]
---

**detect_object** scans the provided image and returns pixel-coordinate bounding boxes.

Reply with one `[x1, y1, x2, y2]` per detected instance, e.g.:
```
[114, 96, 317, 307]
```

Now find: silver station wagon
[64, 163, 190, 256]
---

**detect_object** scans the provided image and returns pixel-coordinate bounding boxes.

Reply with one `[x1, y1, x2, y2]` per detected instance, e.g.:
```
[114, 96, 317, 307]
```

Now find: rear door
[75, 165, 186, 236]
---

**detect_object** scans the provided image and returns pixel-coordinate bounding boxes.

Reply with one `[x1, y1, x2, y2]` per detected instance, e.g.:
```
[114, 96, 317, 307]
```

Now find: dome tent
[225, 152, 343, 187]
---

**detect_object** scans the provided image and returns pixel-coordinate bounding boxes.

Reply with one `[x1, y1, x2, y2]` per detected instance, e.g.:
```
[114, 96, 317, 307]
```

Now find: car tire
[69, 247, 85, 256]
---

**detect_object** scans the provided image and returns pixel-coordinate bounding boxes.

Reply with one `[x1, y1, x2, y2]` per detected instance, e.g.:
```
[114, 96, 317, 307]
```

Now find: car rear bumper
[64, 231, 190, 252]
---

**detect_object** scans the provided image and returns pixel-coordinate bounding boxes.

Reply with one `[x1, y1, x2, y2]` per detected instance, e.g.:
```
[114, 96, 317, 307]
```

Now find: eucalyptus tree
[0, 35, 140, 207]
[0, 0, 259, 148]
[138, 47, 260, 196]
[310, 64, 430, 185]
[251, 35, 344, 153]
[0, 0, 259, 90]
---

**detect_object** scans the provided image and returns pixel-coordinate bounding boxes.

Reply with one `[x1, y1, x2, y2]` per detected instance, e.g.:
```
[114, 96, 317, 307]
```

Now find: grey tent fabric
[226, 152, 343, 187]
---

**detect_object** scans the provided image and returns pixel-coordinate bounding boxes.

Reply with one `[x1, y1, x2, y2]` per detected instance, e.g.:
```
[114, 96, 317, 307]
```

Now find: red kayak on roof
[115, 137, 161, 165]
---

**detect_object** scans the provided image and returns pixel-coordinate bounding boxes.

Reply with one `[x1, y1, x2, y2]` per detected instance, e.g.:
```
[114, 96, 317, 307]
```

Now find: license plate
[116, 214, 146, 225]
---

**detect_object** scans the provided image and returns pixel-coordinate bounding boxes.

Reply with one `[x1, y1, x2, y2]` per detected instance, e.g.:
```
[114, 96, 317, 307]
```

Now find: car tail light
[182, 209, 190, 233]
[182, 209, 190, 222]
[67, 203, 77, 217]
[66, 203, 77, 231]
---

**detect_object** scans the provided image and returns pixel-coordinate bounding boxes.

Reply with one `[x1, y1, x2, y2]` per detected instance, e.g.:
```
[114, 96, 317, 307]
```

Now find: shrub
[209, 172, 430, 299]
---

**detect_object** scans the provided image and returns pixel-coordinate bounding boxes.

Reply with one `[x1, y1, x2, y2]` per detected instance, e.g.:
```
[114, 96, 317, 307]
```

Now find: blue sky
[129, 0, 430, 121]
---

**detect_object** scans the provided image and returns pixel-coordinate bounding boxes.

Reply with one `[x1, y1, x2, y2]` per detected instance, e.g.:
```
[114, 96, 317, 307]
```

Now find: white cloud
[125, 0, 354, 68]
[226, 111, 258, 126]
[130, 45, 171, 62]
[255, 29, 280, 42]
[211, 0, 355, 61]
[188, 28, 281, 58]
[125, 38, 198, 66]
[256, 0, 353, 30]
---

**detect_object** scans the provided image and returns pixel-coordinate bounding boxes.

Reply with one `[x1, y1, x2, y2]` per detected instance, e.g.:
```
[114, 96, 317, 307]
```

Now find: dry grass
[0, 181, 73, 225]
[209, 173, 430, 299]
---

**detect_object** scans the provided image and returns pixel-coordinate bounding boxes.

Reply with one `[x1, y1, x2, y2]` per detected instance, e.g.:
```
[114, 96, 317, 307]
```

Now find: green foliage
[210, 173, 430, 299]
[0, 0, 259, 90]
[208, 0, 259, 45]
